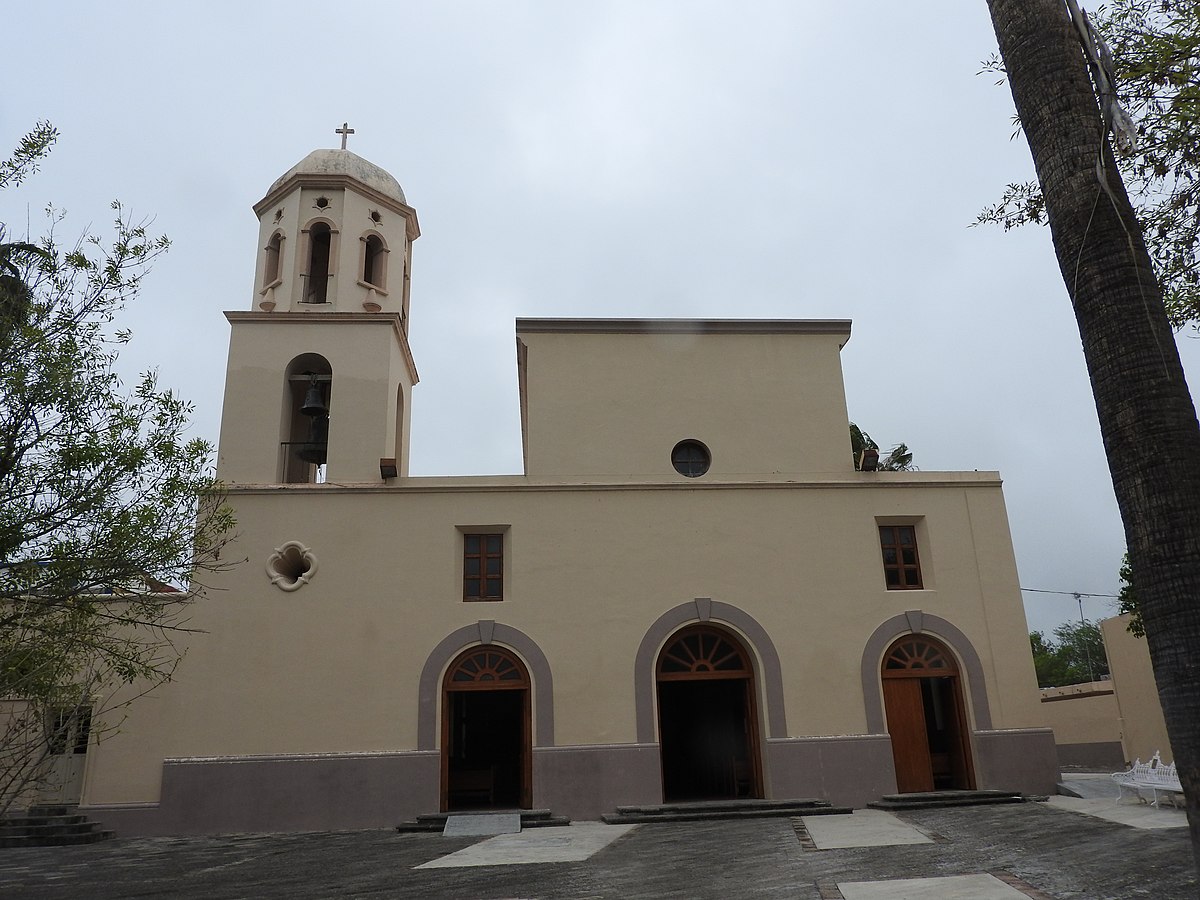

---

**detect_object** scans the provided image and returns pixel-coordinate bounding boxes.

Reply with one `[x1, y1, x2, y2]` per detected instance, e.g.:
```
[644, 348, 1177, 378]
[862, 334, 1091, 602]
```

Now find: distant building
[1102, 614, 1173, 766]
[1033, 615, 1173, 772]
[78, 146, 1058, 834]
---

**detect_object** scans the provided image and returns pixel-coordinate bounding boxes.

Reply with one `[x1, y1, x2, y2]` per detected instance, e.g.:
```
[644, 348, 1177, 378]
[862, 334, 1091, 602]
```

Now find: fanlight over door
[447, 647, 529, 688]
[657, 626, 754, 679]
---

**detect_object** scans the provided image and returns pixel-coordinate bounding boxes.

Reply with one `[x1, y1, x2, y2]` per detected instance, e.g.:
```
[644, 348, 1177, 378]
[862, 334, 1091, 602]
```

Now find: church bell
[300, 374, 328, 417]
[297, 373, 329, 465]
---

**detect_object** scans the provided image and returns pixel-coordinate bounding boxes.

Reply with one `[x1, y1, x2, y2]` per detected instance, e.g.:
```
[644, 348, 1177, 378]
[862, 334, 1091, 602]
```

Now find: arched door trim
[418, 621, 554, 750]
[635, 598, 787, 743]
[860, 612, 992, 734]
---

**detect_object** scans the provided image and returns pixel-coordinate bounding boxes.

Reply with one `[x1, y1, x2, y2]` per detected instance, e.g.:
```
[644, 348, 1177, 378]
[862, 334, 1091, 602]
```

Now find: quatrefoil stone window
[266, 541, 318, 592]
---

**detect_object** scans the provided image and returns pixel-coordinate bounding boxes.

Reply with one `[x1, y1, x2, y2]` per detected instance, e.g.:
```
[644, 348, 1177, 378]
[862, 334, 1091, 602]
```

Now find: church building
[78, 144, 1058, 835]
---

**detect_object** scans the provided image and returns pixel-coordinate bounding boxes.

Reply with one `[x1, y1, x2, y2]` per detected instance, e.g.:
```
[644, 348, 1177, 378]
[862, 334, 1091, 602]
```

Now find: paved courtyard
[0, 798, 1195, 899]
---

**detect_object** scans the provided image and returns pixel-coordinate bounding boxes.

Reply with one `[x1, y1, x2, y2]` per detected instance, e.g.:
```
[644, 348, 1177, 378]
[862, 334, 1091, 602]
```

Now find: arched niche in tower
[360, 232, 388, 293]
[262, 230, 284, 290]
[300, 218, 338, 304]
[281, 353, 333, 483]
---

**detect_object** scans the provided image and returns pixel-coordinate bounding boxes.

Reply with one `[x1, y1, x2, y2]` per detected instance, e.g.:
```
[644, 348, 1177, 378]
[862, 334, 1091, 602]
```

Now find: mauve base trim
[83, 730, 1060, 836]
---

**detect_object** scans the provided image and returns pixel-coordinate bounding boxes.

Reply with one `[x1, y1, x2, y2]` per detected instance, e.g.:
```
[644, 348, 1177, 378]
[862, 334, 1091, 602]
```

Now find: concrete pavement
[0, 800, 1194, 899]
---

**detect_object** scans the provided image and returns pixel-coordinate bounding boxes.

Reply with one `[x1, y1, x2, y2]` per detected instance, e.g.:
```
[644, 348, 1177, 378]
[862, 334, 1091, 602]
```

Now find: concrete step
[0, 829, 114, 848]
[0, 813, 87, 828]
[396, 809, 571, 833]
[868, 790, 1028, 811]
[603, 798, 852, 825]
[0, 821, 104, 838]
[27, 805, 72, 817]
[0, 807, 115, 847]
[614, 797, 833, 815]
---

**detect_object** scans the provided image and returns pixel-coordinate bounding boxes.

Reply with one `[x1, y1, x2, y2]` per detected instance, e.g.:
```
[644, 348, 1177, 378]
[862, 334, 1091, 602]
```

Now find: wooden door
[882, 678, 934, 793]
[941, 677, 976, 790]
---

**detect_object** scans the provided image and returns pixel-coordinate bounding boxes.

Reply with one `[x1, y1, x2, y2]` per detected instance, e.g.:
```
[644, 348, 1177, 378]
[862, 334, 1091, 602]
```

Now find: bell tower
[216, 130, 420, 485]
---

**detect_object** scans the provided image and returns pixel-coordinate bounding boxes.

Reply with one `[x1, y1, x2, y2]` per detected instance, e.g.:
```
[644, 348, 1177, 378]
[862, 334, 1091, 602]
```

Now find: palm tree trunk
[986, 0, 1200, 867]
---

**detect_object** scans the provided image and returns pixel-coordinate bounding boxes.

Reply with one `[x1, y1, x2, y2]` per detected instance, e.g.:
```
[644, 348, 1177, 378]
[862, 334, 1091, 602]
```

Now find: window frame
[460, 528, 508, 602]
[671, 439, 711, 478]
[878, 523, 923, 590]
[358, 231, 389, 294]
[260, 230, 285, 293]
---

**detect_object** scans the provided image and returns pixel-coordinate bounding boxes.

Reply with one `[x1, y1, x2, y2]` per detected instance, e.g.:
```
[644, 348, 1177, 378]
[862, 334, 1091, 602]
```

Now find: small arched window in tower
[304, 222, 333, 304]
[282, 354, 333, 483]
[262, 232, 283, 289]
[362, 233, 387, 291]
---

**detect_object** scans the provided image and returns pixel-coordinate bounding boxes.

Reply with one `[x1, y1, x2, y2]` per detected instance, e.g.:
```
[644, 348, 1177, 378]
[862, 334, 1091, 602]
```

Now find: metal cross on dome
[335, 122, 355, 150]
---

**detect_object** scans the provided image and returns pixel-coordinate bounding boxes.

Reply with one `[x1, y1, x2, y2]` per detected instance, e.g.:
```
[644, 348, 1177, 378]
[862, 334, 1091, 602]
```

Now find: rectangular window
[879, 524, 922, 589]
[46, 706, 91, 756]
[73, 707, 92, 754]
[464, 533, 504, 601]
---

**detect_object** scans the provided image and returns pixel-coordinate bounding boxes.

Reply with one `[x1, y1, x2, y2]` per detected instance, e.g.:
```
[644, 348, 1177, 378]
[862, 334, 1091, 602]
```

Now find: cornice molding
[515, 318, 853, 341]
[221, 474, 1006, 495]
[224, 311, 419, 384]
[254, 173, 420, 241]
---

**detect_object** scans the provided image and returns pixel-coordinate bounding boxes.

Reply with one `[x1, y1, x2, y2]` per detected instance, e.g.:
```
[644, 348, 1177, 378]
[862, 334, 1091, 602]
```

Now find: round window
[671, 439, 711, 477]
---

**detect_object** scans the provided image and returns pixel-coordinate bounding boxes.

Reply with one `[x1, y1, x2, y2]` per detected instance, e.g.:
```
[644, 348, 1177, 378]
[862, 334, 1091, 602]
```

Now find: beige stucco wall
[217, 315, 415, 484]
[1037, 683, 1121, 745]
[1102, 614, 1173, 764]
[518, 323, 855, 479]
[84, 468, 1043, 807]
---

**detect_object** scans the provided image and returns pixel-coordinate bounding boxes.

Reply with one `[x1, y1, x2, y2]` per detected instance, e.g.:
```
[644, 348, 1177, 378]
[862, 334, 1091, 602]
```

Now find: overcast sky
[5, 1, 1190, 638]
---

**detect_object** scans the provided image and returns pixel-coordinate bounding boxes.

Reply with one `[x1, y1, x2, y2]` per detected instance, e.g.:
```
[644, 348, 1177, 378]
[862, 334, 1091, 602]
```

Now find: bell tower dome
[217, 129, 420, 485]
[251, 139, 419, 323]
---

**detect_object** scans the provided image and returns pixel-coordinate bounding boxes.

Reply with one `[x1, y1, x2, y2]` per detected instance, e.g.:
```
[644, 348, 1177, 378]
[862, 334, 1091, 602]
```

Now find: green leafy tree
[0, 122, 55, 341]
[1030, 620, 1111, 687]
[986, 0, 1200, 863]
[1117, 551, 1144, 636]
[1029, 630, 1070, 687]
[0, 123, 234, 812]
[979, 0, 1200, 328]
[848, 422, 914, 471]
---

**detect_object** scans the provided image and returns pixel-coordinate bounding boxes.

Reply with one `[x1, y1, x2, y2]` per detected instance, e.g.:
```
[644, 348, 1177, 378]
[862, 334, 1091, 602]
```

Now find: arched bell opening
[655, 624, 763, 802]
[441, 645, 532, 811]
[881, 635, 976, 792]
[262, 231, 284, 290]
[302, 220, 334, 304]
[361, 232, 388, 291]
[281, 353, 332, 483]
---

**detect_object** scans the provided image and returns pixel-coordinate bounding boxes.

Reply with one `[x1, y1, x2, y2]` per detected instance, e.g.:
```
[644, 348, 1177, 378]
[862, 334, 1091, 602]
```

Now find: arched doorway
[656, 625, 763, 802]
[881, 636, 976, 793]
[442, 646, 532, 810]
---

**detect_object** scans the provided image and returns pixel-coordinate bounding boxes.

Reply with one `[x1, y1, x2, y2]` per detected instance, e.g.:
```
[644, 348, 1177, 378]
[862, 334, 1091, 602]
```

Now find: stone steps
[602, 798, 852, 825]
[396, 808, 570, 833]
[868, 790, 1029, 811]
[0, 806, 114, 848]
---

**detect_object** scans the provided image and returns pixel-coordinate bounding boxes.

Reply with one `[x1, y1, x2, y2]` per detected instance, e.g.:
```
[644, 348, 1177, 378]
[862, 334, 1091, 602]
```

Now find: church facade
[79, 147, 1058, 835]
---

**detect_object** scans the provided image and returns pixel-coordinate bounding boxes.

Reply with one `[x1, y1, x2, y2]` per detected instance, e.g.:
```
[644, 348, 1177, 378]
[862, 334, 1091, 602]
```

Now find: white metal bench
[1112, 752, 1184, 808]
